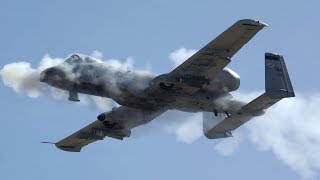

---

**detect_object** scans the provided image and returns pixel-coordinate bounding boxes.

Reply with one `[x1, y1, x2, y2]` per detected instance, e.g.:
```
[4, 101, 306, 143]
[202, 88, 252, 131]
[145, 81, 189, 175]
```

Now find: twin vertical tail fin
[203, 53, 295, 139]
[265, 53, 295, 99]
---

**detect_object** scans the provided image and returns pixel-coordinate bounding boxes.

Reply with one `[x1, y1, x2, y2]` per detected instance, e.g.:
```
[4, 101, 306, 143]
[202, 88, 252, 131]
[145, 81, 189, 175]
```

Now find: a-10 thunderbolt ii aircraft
[40, 19, 294, 152]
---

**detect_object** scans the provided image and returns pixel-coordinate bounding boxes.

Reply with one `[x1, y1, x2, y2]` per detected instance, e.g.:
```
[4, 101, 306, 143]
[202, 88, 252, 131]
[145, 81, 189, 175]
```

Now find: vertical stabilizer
[265, 53, 295, 99]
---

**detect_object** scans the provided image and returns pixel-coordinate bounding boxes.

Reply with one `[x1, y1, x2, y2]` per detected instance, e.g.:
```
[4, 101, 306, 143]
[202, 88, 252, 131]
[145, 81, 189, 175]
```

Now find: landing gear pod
[68, 91, 80, 102]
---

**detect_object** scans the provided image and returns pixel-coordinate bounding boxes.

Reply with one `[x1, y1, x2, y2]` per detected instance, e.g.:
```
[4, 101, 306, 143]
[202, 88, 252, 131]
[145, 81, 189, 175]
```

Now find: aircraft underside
[38, 19, 295, 152]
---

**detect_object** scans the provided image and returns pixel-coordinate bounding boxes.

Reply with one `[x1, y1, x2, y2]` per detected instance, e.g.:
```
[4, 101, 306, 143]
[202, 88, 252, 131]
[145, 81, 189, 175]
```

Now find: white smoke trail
[0, 51, 133, 111]
[1, 55, 63, 98]
[247, 93, 320, 179]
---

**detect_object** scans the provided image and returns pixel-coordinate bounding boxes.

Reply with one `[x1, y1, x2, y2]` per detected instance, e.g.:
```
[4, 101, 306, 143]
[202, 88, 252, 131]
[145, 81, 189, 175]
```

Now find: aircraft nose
[40, 69, 47, 82]
[40, 67, 66, 82]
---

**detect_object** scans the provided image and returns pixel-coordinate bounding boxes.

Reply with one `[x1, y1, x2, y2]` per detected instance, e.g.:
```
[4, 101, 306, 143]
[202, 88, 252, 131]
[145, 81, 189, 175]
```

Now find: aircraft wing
[204, 53, 295, 139]
[55, 106, 167, 152]
[148, 19, 267, 95]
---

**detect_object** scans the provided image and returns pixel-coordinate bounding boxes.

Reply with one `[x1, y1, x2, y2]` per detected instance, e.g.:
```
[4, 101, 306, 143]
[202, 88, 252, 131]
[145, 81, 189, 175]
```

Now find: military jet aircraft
[40, 19, 294, 152]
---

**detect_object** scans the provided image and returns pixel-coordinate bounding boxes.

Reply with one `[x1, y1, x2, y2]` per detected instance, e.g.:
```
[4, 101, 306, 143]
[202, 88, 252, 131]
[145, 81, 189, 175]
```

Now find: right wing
[204, 53, 295, 139]
[55, 106, 167, 152]
[148, 19, 268, 95]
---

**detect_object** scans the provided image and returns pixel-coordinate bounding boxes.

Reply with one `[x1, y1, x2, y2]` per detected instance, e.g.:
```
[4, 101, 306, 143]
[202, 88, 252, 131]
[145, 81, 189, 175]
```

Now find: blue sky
[1, 1, 320, 180]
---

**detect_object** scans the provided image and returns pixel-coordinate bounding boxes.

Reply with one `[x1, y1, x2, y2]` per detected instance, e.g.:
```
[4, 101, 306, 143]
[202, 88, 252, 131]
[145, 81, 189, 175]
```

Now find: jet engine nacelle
[152, 68, 240, 92]
[207, 68, 240, 92]
[152, 73, 212, 90]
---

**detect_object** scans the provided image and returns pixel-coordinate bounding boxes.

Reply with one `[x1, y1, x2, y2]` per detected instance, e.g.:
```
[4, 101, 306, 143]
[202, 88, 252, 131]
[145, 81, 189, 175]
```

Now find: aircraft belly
[172, 96, 214, 112]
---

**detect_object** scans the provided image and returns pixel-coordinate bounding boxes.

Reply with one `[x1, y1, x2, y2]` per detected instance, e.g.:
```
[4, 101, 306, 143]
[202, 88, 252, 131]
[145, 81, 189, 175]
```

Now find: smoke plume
[247, 93, 320, 179]
[165, 92, 320, 179]
[167, 48, 320, 179]
[0, 51, 135, 111]
[1, 55, 63, 98]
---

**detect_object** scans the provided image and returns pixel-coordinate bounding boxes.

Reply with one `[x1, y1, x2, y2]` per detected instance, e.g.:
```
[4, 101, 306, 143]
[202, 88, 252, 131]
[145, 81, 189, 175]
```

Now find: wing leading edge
[55, 106, 167, 152]
[147, 19, 268, 95]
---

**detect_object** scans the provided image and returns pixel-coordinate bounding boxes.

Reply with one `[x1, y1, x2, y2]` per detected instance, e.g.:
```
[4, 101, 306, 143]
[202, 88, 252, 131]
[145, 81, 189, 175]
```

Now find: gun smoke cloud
[164, 90, 320, 180]
[0, 51, 136, 111]
[1, 48, 320, 179]
[1, 55, 63, 98]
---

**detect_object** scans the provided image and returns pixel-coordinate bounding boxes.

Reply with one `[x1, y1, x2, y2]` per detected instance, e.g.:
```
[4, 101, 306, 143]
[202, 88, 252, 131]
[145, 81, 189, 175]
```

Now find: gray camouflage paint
[40, 54, 241, 113]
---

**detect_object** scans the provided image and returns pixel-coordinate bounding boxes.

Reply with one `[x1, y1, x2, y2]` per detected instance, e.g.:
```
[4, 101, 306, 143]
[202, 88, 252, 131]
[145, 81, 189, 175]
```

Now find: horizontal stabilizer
[204, 53, 295, 139]
[203, 112, 232, 138]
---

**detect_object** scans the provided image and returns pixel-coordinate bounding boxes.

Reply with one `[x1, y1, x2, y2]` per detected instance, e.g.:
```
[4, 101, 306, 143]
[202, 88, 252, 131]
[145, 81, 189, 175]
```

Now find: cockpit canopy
[65, 54, 102, 64]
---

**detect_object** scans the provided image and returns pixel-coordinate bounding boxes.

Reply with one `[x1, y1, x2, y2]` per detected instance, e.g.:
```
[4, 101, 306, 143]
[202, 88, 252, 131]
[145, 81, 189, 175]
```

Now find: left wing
[148, 19, 267, 95]
[55, 106, 167, 152]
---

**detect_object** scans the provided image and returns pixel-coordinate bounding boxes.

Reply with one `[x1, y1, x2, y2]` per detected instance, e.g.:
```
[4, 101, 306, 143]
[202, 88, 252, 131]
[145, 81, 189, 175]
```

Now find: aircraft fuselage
[40, 54, 241, 112]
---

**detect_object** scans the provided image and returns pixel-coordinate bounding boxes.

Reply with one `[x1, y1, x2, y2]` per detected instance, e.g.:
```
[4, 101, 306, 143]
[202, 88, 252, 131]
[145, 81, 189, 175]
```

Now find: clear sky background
[1, 1, 320, 180]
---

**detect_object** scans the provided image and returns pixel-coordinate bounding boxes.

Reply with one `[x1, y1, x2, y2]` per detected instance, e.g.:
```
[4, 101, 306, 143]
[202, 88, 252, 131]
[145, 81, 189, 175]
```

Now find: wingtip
[55, 144, 81, 152]
[41, 141, 56, 144]
[259, 20, 269, 27]
[42, 142, 81, 152]
[237, 19, 269, 27]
